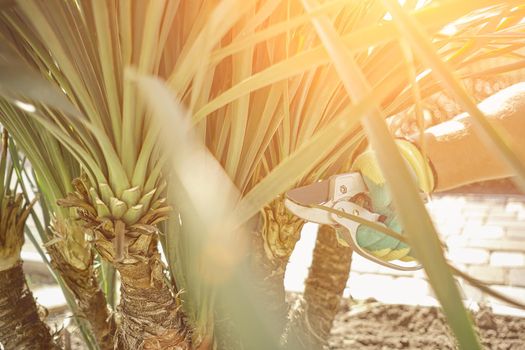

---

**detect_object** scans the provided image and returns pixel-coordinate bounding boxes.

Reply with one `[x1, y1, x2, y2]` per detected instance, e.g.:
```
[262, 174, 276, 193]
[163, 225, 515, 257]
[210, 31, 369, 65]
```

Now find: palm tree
[0, 0, 302, 347]
[136, 2, 366, 346]
[128, 2, 378, 345]
[0, 130, 57, 349]
[284, 0, 525, 348]
[0, 1, 524, 349]
[0, 39, 116, 350]
[198, 2, 366, 336]
[0, 1, 191, 348]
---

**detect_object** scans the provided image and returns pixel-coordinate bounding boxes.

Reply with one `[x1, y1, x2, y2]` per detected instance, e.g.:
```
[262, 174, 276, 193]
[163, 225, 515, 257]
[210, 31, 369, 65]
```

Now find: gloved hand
[344, 139, 435, 262]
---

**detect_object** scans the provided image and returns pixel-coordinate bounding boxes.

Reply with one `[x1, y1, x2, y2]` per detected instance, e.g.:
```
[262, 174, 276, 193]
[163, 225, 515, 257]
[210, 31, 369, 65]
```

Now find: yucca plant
[160, 1, 525, 348]
[0, 1, 195, 348]
[282, 1, 525, 348]
[204, 1, 525, 347]
[127, 2, 391, 346]
[126, 1, 368, 346]
[1, 1, 524, 350]
[293, 1, 525, 349]
[1, 0, 292, 348]
[0, 130, 57, 349]
[0, 36, 115, 350]
[192, 2, 372, 337]
[0, 103, 115, 349]
[0, 1, 291, 348]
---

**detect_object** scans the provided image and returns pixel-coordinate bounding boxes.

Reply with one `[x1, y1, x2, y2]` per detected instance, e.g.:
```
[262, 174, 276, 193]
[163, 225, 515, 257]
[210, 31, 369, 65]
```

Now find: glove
[346, 139, 435, 262]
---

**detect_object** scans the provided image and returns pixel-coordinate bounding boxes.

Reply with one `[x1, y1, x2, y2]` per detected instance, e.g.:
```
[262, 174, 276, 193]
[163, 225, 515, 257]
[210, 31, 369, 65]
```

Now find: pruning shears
[284, 172, 422, 271]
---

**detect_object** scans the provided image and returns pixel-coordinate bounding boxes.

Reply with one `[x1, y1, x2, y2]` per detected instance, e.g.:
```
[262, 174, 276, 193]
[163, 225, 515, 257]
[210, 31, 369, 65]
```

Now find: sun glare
[14, 100, 36, 113]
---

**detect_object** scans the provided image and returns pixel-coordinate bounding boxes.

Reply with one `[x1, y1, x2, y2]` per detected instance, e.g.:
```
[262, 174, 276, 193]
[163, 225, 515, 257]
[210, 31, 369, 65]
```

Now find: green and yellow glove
[347, 139, 435, 262]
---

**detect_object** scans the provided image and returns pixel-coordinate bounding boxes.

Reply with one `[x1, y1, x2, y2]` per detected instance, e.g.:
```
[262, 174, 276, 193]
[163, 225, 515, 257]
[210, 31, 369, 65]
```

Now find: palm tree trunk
[251, 198, 305, 339]
[0, 261, 57, 349]
[285, 225, 352, 349]
[58, 179, 193, 349]
[251, 232, 289, 332]
[116, 253, 192, 350]
[215, 219, 303, 350]
[47, 245, 116, 350]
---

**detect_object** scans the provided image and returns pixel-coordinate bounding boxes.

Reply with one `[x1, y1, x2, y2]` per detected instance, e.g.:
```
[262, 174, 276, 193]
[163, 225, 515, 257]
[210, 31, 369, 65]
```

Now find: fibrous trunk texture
[47, 245, 116, 350]
[285, 225, 352, 349]
[251, 198, 305, 339]
[116, 253, 192, 350]
[0, 262, 57, 349]
[251, 231, 288, 332]
[58, 177, 192, 349]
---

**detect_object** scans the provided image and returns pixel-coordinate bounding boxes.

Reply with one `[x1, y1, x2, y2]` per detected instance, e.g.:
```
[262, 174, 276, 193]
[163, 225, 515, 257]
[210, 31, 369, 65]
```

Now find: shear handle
[332, 201, 423, 271]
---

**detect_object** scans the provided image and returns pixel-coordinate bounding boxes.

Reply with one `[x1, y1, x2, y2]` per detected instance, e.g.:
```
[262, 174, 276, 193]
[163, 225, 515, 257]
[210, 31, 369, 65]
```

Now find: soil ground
[329, 299, 525, 350]
[29, 217, 525, 350]
[36, 289, 525, 349]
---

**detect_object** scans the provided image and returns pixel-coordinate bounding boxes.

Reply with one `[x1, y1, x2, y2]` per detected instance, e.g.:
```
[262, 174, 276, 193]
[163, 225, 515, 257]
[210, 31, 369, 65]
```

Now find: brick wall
[347, 194, 525, 313]
[286, 194, 525, 316]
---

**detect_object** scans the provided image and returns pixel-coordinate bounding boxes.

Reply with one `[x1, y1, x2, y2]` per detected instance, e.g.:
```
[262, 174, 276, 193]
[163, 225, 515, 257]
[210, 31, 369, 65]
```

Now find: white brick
[508, 268, 525, 287]
[462, 224, 504, 239]
[505, 227, 525, 240]
[351, 254, 380, 274]
[489, 304, 525, 317]
[475, 195, 506, 205]
[490, 252, 525, 267]
[470, 239, 525, 252]
[447, 247, 489, 265]
[461, 206, 489, 217]
[435, 216, 464, 227]
[435, 222, 463, 238]
[506, 202, 525, 213]
[460, 283, 484, 302]
[486, 219, 525, 229]
[464, 218, 485, 227]
[445, 235, 469, 247]
[346, 273, 395, 301]
[351, 252, 418, 277]
[489, 206, 516, 217]
[374, 264, 418, 277]
[488, 285, 525, 308]
[382, 277, 430, 304]
[467, 266, 506, 285]
[430, 196, 466, 207]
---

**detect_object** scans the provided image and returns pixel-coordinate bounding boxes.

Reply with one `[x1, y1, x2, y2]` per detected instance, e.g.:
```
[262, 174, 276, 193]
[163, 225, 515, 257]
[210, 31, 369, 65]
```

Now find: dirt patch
[42, 290, 525, 349]
[329, 300, 525, 350]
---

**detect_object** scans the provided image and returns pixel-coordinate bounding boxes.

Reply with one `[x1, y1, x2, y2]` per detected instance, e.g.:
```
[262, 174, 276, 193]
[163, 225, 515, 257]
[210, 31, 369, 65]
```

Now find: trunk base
[251, 229, 290, 337]
[250, 199, 305, 341]
[116, 254, 192, 350]
[285, 225, 352, 349]
[0, 262, 56, 349]
[49, 246, 116, 350]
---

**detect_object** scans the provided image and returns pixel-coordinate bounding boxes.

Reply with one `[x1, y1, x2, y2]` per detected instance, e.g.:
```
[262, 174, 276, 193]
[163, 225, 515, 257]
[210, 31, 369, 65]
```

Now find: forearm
[411, 83, 525, 192]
